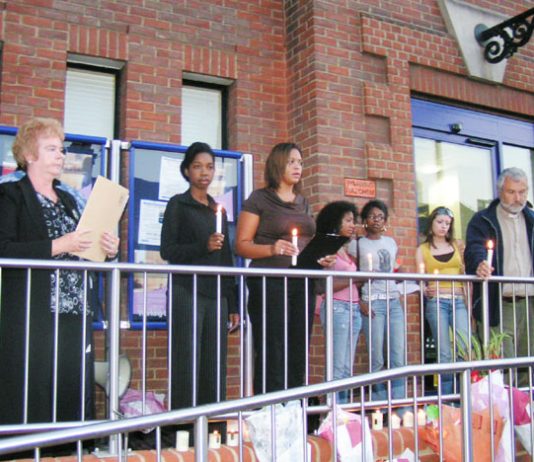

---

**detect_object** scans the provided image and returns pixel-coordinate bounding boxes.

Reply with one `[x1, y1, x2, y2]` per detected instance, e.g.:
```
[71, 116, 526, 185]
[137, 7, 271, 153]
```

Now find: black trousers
[246, 277, 315, 394]
[169, 284, 229, 409]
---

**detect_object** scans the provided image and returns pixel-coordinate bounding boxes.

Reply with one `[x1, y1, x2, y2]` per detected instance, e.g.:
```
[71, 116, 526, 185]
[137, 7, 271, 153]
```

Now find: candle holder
[227, 431, 239, 447]
[208, 430, 221, 449]
[371, 410, 383, 430]
[175, 430, 189, 452]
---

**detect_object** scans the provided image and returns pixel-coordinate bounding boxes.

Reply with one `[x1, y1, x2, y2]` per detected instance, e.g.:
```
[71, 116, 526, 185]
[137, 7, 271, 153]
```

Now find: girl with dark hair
[416, 206, 469, 394]
[316, 201, 360, 403]
[359, 199, 406, 401]
[160, 141, 239, 409]
[236, 142, 333, 393]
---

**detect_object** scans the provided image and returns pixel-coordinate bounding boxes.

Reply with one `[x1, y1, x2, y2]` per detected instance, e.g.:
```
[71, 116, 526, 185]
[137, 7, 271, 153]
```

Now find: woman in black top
[160, 142, 239, 409]
[0, 118, 119, 424]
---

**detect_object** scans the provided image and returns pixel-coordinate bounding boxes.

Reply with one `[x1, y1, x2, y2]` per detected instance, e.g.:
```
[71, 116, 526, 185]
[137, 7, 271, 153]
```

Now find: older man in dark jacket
[464, 167, 534, 385]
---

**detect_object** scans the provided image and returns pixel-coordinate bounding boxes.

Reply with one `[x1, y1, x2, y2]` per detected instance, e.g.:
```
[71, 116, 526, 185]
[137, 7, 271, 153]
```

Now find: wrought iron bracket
[475, 7, 534, 63]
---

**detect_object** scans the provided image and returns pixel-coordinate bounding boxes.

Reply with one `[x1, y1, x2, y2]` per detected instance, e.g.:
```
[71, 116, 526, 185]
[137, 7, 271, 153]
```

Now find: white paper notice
[158, 156, 188, 201]
[138, 199, 167, 246]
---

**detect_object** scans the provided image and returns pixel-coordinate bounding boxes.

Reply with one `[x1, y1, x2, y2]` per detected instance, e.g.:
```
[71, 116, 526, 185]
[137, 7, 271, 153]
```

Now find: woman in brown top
[236, 142, 331, 393]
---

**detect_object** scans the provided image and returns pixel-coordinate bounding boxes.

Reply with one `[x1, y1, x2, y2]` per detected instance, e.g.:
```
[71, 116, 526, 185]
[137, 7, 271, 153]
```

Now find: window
[181, 76, 231, 149]
[413, 99, 534, 240]
[64, 55, 123, 139]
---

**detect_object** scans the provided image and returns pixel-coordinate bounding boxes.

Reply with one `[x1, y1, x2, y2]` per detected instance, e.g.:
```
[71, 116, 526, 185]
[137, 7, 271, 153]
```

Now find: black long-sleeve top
[160, 189, 236, 311]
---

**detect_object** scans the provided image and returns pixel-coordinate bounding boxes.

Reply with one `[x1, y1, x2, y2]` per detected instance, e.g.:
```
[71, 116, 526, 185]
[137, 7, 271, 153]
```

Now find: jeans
[320, 299, 362, 403]
[425, 296, 469, 395]
[362, 297, 405, 401]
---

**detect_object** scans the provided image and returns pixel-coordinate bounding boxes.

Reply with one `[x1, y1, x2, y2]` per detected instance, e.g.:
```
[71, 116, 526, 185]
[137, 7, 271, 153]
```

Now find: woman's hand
[228, 313, 240, 333]
[207, 232, 224, 252]
[52, 229, 92, 256]
[359, 301, 374, 318]
[271, 239, 298, 257]
[318, 254, 336, 268]
[100, 231, 120, 259]
[476, 260, 493, 279]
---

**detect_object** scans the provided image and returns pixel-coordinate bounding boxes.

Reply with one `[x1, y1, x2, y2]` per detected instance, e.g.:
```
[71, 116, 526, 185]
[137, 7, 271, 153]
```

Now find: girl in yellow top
[416, 206, 469, 395]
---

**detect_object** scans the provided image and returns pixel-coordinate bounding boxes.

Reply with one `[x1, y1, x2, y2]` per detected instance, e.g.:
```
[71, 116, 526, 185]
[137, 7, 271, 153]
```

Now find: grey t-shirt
[242, 188, 315, 268]
[358, 235, 399, 301]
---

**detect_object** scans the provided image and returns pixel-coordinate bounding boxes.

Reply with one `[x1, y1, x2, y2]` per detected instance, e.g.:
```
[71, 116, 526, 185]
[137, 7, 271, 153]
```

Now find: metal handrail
[0, 357, 531, 456]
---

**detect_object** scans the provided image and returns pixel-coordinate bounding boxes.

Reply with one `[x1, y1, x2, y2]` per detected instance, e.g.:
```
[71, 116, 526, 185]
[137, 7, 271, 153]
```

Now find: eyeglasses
[43, 146, 67, 155]
[367, 213, 385, 221]
[435, 207, 454, 218]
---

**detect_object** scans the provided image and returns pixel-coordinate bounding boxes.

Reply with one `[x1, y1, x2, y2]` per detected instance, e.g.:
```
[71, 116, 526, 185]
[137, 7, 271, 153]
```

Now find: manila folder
[74, 176, 129, 262]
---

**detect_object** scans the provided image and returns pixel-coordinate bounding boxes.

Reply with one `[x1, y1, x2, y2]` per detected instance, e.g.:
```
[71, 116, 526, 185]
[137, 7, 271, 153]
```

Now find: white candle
[367, 253, 373, 272]
[208, 430, 221, 449]
[291, 228, 298, 266]
[227, 431, 239, 447]
[391, 412, 401, 429]
[486, 240, 494, 266]
[402, 411, 414, 427]
[175, 430, 189, 451]
[371, 410, 383, 430]
[417, 409, 426, 426]
[215, 204, 223, 234]
[419, 263, 425, 274]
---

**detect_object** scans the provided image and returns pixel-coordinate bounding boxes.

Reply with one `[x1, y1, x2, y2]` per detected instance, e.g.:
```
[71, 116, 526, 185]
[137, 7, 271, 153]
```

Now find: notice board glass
[128, 141, 243, 328]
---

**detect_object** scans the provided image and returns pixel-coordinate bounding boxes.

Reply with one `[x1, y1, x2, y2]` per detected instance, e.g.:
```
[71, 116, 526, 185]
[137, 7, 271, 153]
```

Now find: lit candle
[486, 240, 494, 267]
[227, 431, 239, 447]
[433, 269, 439, 275]
[208, 430, 221, 449]
[215, 204, 223, 234]
[367, 253, 373, 272]
[291, 228, 298, 266]
[371, 410, 383, 430]
[391, 412, 401, 429]
[402, 411, 414, 427]
[417, 408, 426, 426]
[175, 430, 189, 451]
[419, 263, 425, 274]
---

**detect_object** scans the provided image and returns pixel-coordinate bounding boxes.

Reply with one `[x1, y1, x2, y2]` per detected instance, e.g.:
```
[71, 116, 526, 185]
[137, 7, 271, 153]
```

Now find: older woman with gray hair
[0, 117, 119, 424]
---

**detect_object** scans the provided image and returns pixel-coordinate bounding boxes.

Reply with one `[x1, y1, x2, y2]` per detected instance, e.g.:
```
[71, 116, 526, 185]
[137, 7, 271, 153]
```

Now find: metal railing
[0, 358, 532, 462]
[0, 258, 533, 460]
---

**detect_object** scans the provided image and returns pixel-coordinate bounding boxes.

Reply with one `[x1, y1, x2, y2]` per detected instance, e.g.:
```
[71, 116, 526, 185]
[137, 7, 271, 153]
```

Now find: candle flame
[487, 240, 494, 250]
[433, 269, 439, 275]
[292, 228, 298, 236]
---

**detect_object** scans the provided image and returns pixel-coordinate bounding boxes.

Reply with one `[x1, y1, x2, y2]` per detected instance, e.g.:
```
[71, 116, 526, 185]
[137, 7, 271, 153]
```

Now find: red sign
[344, 178, 376, 198]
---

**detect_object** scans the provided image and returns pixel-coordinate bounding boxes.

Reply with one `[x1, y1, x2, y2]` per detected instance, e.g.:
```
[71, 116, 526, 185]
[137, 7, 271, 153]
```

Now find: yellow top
[419, 242, 464, 293]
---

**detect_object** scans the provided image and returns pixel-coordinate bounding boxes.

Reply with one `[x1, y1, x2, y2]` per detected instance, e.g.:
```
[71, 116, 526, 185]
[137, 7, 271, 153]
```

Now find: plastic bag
[421, 404, 504, 462]
[471, 371, 513, 461]
[510, 386, 534, 454]
[119, 388, 166, 433]
[317, 406, 373, 462]
[245, 400, 305, 462]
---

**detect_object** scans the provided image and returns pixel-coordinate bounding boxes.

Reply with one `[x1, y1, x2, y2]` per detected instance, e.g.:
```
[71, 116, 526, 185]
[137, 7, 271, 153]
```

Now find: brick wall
[1, 0, 533, 406]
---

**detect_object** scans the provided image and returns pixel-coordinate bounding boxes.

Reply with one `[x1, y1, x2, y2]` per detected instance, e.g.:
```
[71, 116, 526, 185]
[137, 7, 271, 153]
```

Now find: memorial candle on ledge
[417, 408, 426, 426]
[486, 239, 494, 267]
[208, 430, 221, 449]
[215, 204, 223, 234]
[291, 228, 298, 266]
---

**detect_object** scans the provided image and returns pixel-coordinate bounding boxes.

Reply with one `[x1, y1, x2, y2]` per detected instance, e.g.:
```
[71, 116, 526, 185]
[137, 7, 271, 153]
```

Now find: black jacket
[464, 198, 534, 326]
[0, 175, 90, 423]
[160, 189, 237, 311]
